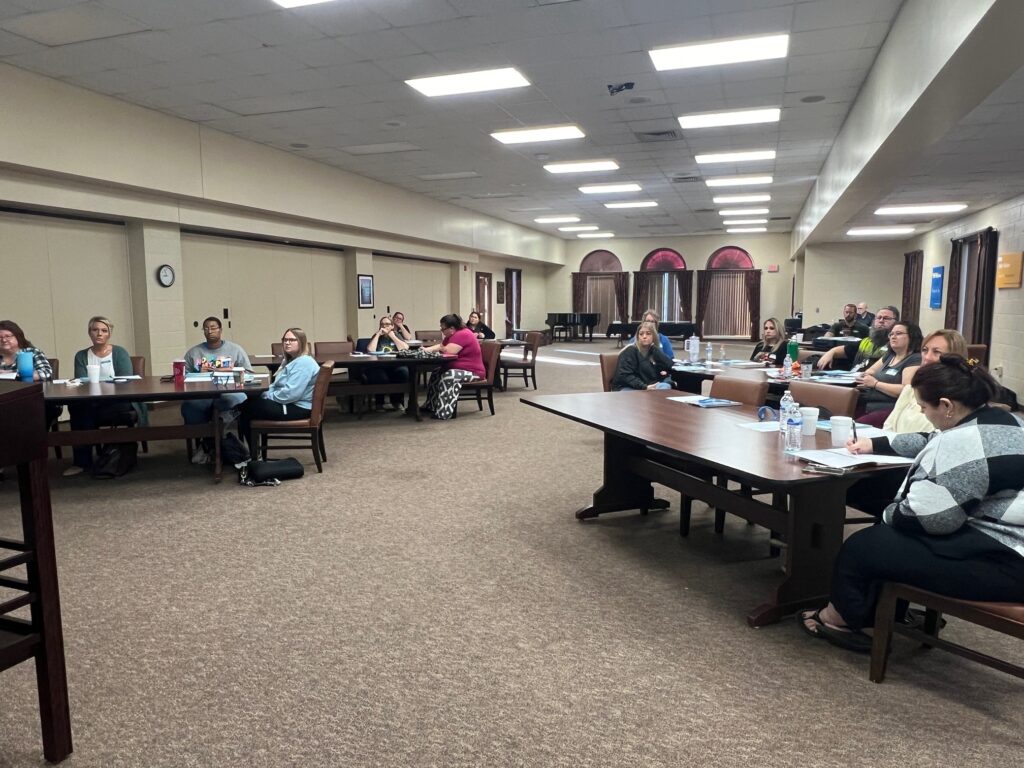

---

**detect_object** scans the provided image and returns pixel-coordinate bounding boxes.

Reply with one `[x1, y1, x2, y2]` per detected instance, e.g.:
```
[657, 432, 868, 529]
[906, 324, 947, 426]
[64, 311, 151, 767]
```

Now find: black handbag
[240, 458, 304, 486]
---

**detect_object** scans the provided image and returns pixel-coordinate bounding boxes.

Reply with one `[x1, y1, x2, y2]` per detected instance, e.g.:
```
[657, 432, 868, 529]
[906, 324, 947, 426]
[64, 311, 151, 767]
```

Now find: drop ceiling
[0, 0, 925, 239]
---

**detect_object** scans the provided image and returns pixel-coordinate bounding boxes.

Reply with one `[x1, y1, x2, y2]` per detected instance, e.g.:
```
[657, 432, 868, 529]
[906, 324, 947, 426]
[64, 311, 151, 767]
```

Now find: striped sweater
[882, 406, 1024, 557]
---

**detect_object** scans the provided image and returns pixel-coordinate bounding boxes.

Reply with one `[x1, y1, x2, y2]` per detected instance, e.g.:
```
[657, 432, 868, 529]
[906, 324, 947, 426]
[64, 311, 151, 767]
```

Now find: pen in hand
[852, 421, 858, 441]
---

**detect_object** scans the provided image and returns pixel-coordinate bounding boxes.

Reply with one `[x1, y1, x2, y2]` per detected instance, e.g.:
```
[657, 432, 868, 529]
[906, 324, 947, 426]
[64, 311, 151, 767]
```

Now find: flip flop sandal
[798, 609, 873, 653]
[797, 608, 830, 640]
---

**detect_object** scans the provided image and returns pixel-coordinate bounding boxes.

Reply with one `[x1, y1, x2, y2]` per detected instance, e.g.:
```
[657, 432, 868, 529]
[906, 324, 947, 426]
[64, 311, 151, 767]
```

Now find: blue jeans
[620, 381, 671, 391]
[180, 392, 248, 425]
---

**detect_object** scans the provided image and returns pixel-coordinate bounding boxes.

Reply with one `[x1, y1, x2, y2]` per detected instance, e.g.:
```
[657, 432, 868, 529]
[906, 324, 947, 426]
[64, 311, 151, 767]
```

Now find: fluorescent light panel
[726, 219, 767, 225]
[491, 124, 584, 144]
[417, 171, 479, 181]
[544, 160, 618, 174]
[695, 149, 776, 164]
[342, 142, 420, 155]
[406, 67, 529, 97]
[874, 203, 967, 215]
[679, 107, 780, 130]
[604, 201, 658, 209]
[534, 215, 579, 223]
[705, 175, 773, 188]
[577, 232, 615, 238]
[579, 183, 641, 194]
[650, 33, 789, 71]
[713, 194, 770, 204]
[727, 227, 767, 233]
[559, 225, 599, 232]
[847, 226, 916, 236]
[720, 208, 769, 216]
[273, 0, 336, 7]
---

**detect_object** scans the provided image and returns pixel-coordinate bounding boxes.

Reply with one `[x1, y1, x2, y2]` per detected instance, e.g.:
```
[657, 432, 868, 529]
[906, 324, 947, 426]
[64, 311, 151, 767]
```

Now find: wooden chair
[48, 358, 63, 458]
[787, 379, 858, 418]
[967, 344, 988, 366]
[314, 341, 353, 358]
[456, 341, 499, 416]
[130, 356, 149, 453]
[500, 331, 542, 390]
[271, 342, 283, 356]
[599, 352, 620, 392]
[249, 361, 333, 472]
[415, 330, 443, 343]
[870, 583, 1024, 683]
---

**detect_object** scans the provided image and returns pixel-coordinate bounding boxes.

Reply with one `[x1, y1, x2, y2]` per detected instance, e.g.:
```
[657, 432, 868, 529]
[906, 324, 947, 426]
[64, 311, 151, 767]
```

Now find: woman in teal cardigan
[65, 316, 139, 476]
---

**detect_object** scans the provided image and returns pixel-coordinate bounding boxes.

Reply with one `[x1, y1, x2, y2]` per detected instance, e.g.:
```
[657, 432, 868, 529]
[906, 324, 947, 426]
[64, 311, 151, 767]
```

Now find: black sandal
[798, 609, 873, 653]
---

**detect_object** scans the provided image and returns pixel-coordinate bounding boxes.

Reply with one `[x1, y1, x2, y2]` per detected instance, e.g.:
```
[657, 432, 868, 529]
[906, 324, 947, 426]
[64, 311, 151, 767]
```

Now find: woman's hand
[646, 382, 660, 390]
[859, 373, 877, 390]
[846, 437, 873, 454]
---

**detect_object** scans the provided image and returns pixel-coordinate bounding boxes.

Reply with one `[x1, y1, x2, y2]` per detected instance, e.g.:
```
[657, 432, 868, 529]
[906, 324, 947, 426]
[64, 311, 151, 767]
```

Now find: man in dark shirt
[816, 306, 899, 371]
[855, 302, 874, 327]
[825, 303, 869, 338]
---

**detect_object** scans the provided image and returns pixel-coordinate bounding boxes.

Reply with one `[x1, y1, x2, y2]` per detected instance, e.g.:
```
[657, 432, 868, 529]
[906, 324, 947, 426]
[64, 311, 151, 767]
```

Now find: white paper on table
[738, 421, 782, 432]
[668, 395, 705, 404]
[0, 372, 16, 380]
[793, 448, 913, 469]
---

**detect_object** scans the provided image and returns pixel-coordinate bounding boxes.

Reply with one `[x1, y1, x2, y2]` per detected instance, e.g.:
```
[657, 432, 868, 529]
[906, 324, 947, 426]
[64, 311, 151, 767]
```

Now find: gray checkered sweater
[881, 406, 1024, 557]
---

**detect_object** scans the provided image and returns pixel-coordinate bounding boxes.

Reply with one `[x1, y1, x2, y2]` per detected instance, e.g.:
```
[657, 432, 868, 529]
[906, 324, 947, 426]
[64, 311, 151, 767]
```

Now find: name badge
[884, 368, 898, 376]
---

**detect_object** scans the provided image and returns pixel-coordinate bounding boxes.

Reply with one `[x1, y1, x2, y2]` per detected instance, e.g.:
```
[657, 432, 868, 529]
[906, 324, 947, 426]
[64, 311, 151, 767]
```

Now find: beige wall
[372, 256, 452, 336]
[801, 241, 905, 326]
[908, 195, 1024, 394]
[553, 233, 795, 328]
[0, 211, 133, 373]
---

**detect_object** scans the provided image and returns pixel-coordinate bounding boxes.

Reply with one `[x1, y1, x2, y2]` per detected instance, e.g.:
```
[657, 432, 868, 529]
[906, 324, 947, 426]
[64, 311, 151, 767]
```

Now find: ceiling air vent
[671, 174, 702, 183]
[694, 208, 715, 213]
[636, 129, 681, 143]
[770, 216, 791, 221]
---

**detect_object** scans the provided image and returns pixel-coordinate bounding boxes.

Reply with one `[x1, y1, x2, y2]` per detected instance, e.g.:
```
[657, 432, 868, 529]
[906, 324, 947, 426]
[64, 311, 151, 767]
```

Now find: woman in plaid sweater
[800, 355, 1024, 652]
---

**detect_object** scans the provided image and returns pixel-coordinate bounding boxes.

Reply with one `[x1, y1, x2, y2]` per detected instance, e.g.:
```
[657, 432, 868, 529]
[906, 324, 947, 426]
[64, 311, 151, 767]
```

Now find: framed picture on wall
[496, 281, 505, 304]
[358, 274, 374, 309]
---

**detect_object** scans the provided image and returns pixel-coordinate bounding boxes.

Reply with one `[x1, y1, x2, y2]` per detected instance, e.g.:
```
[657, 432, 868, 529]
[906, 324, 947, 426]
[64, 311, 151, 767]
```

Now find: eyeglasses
[203, 326, 220, 332]
[281, 337, 299, 343]
[0, 334, 15, 342]
[888, 331, 907, 338]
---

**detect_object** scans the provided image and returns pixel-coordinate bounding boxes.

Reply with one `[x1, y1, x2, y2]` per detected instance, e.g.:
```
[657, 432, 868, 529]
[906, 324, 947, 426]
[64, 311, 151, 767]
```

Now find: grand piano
[606, 321, 696, 342]
[545, 312, 600, 342]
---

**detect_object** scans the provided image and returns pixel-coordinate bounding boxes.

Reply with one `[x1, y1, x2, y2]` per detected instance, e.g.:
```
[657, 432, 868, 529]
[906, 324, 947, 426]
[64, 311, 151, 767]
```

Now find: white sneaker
[62, 465, 85, 477]
[191, 446, 209, 465]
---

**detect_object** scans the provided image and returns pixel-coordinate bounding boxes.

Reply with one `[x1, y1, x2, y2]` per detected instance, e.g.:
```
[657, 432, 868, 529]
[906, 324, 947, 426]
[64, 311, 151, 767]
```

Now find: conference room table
[521, 390, 904, 626]
[44, 376, 269, 482]
[250, 353, 454, 421]
[670, 363, 860, 398]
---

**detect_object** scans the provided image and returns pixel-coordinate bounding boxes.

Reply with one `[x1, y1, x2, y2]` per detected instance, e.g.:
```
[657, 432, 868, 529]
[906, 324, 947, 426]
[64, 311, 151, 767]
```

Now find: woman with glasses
[239, 328, 320, 449]
[857, 321, 922, 415]
[391, 311, 414, 341]
[0, 320, 53, 381]
[366, 315, 409, 411]
[422, 313, 484, 419]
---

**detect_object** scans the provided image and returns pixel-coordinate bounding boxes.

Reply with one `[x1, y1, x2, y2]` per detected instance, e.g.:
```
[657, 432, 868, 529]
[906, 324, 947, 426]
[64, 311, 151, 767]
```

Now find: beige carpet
[1, 341, 1021, 767]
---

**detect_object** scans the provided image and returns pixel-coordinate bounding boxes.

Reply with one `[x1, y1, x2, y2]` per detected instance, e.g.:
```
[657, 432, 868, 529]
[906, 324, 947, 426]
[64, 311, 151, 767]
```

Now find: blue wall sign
[930, 266, 944, 309]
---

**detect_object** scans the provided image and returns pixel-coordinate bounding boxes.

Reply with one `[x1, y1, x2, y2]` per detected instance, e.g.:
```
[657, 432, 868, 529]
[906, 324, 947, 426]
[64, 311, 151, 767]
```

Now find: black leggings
[831, 524, 1024, 630]
[239, 396, 310, 447]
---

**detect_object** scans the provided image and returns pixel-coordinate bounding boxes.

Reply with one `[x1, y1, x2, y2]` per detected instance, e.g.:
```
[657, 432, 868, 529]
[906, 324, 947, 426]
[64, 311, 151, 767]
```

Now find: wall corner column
[127, 221, 186, 374]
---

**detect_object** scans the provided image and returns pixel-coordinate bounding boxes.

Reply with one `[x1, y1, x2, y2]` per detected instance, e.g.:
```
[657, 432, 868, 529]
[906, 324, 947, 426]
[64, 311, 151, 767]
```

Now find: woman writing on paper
[612, 321, 673, 391]
[799, 355, 1024, 652]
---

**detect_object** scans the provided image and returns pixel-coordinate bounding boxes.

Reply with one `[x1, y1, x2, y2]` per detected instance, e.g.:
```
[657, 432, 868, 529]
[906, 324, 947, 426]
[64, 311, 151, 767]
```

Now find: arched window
[573, 250, 627, 326]
[640, 248, 686, 271]
[707, 246, 754, 270]
[634, 248, 690, 321]
[580, 249, 622, 272]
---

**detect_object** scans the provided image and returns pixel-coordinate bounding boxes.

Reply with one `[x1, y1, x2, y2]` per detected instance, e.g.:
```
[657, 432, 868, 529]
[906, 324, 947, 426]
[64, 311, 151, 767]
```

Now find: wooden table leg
[406, 368, 423, 421]
[19, 459, 73, 763]
[576, 433, 668, 519]
[746, 481, 849, 627]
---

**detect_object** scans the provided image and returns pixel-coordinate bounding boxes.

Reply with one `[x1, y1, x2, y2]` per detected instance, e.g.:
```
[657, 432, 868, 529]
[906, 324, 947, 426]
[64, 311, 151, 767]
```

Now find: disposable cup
[830, 416, 852, 447]
[800, 407, 819, 436]
[86, 364, 101, 384]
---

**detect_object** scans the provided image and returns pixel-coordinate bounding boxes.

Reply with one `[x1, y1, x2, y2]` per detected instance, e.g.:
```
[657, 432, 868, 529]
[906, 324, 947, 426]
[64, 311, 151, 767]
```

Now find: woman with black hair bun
[799, 354, 1024, 652]
[421, 314, 484, 419]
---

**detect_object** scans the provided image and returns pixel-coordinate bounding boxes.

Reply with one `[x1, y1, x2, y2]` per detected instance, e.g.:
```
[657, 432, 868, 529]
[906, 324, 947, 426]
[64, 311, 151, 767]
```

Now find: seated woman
[65, 316, 139, 477]
[800, 355, 1024, 652]
[422, 313, 484, 420]
[466, 310, 496, 340]
[239, 328, 320, 449]
[391, 311, 414, 341]
[857, 320, 922, 416]
[0, 319, 53, 381]
[628, 309, 673, 358]
[845, 329, 967, 516]
[750, 317, 787, 366]
[366, 315, 409, 411]
[612, 321, 673, 391]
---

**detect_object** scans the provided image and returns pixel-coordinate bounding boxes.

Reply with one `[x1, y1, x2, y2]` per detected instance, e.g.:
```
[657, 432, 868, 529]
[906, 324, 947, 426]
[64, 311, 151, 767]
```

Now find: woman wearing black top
[612, 322, 674, 391]
[750, 317, 786, 366]
[466, 310, 495, 340]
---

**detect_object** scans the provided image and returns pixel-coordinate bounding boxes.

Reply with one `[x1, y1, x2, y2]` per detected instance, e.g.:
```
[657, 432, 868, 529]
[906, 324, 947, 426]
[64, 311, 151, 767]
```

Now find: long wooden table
[522, 390, 904, 626]
[44, 377, 268, 482]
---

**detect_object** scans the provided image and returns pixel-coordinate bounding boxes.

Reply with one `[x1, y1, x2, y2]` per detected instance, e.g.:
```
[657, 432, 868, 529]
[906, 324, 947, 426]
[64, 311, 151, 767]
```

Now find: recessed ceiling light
[695, 149, 776, 164]
[705, 175, 773, 188]
[679, 107, 780, 130]
[579, 183, 642, 194]
[800, 94, 826, 103]
[713, 194, 771, 204]
[847, 226, 916, 236]
[491, 124, 585, 144]
[577, 232, 615, 238]
[725, 219, 767, 225]
[417, 171, 480, 181]
[874, 203, 967, 215]
[341, 142, 421, 155]
[273, 0, 337, 7]
[720, 208, 770, 216]
[726, 227, 767, 233]
[650, 33, 789, 71]
[604, 201, 658, 209]
[534, 215, 580, 223]
[406, 67, 530, 97]
[544, 160, 619, 174]
[559, 225, 600, 232]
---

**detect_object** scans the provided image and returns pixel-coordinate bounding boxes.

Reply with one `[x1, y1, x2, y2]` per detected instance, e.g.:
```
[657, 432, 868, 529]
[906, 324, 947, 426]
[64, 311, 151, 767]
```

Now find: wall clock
[156, 264, 175, 287]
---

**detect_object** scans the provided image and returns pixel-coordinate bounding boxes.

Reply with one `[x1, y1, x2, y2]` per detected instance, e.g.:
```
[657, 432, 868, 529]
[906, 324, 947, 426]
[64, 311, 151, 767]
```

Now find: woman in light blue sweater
[239, 327, 321, 448]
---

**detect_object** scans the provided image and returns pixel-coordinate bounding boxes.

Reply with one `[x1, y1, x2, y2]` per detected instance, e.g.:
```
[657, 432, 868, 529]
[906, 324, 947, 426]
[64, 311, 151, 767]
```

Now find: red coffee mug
[172, 359, 186, 385]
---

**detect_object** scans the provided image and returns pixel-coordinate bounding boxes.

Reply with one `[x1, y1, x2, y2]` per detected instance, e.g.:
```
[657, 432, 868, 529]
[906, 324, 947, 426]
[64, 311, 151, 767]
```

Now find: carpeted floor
[1, 340, 1021, 767]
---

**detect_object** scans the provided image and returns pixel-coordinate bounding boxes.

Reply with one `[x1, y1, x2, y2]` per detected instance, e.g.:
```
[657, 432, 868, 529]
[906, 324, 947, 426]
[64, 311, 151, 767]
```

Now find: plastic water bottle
[778, 390, 794, 433]
[782, 353, 793, 379]
[719, 344, 726, 362]
[689, 335, 700, 363]
[705, 341, 713, 364]
[785, 401, 803, 452]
